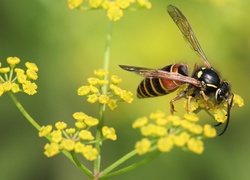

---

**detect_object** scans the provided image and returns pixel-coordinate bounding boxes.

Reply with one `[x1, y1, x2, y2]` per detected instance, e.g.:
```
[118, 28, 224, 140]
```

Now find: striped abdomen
[137, 64, 189, 98]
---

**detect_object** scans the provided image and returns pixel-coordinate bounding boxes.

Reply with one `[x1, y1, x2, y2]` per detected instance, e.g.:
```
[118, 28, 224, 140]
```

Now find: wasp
[119, 4, 234, 136]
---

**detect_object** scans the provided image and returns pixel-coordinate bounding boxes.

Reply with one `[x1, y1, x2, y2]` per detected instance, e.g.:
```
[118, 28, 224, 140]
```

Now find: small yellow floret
[135, 138, 151, 155]
[157, 136, 173, 152]
[102, 126, 117, 140]
[82, 145, 98, 161]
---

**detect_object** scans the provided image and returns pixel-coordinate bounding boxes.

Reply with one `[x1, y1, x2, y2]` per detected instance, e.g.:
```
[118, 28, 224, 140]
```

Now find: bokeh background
[0, 0, 249, 179]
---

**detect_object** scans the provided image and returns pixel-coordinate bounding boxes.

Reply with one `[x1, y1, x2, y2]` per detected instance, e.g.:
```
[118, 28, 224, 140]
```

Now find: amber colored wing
[167, 4, 211, 68]
[119, 65, 201, 87]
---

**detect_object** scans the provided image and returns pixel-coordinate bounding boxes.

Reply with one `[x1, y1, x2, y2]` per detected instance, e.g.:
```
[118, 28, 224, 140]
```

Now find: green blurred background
[0, 0, 249, 179]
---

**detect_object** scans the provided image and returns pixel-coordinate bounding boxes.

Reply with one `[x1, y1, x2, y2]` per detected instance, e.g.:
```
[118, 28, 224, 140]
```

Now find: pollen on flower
[16, 72, 27, 84]
[173, 132, 190, 147]
[166, 115, 181, 126]
[60, 139, 75, 151]
[75, 121, 86, 129]
[3, 81, 12, 91]
[39, 125, 53, 137]
[11, 83, 20, 93]
[102, 126, 117, 140]
[184, 113, 199, 122]
[120, 90, 133, 103]
[189, 124, 203, 135]
[89, 0, 103, 8]
[0, 67, 10, 73]
[22, 81, 37, 95]
[89, 85, 99, 93]
[44, 143, 60, 157]
[157, 136, 174, 152]
[82, 145, 98, 161]
[149, 110, 165, 119]
[135, 138, 151, 155]
[87, 78, 99, 86]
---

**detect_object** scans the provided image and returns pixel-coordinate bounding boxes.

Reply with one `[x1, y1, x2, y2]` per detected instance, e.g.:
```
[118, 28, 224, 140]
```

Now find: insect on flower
[119, 4, 234, 136]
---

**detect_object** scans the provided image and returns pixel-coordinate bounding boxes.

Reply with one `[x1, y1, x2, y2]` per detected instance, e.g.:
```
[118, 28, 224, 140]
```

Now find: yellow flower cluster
[77, 69, 133, 110]
[39, 112, 117, 160]
[68, 0, 152, 21]
[0, 57, 38, 96]
[183, 93, 244, 124]
[133, 111, 218, 155]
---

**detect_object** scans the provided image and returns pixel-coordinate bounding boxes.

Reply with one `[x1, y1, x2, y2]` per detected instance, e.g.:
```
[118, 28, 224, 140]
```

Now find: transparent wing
[167, 4, 211, 68]
[119, 65, 201, 87]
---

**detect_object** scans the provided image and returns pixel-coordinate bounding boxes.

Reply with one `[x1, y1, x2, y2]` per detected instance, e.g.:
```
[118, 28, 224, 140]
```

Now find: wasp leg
[200, 90, 210, 109]
[187, 95, 193, 113]
[170, 87, 189, 114]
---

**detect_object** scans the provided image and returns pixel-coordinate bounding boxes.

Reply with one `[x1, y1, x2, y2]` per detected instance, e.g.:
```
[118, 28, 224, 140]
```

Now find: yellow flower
[51, 130, 63, 143]
[189, 124, 203, 134]
[3, 81, 12, 91]
[79, 130, 94, 140]
[111, 75, 122, 84]
[44, 143, 60, 157]
[89, 85, 99, 93]
[234, 94, 244, 107]
[157, 136, 174, 152]
[68, 0, 83, 9]
[99, 94, 110, 104]
[132, 117, 148, 128]
[203, 124, 217, 138]
[173, 132, 190, 147]
[14, 68, 24, 73]
[213, 109, 227, 123]
[102, 126, 117, 140]
[7, 57, 20, 66]
[98, 79, 109, 85]
[184, 113, 199, 122]
[0, 67, 10, 73]
[135, 138, 151, 155]
[22, 81, 37, 95]
[89, 0, 103, 8]
[93, 69, 109, 77]
[156, 118, 168, 126]
[55, 121, 67, 130]
[149, 110, 165, 119]
[137, 0, 152, 8]
[88, 78, 99, 85]
[154, 126, 167, 137]
[26, 69, 38, 80]
[141, 123, 156, 136]
[107, 5, 123, 22]
[120, 90, 133, 103]
[73, 112, 88, 121]
[25, 62, 38, 72]
[0, 85, 4, 96]
[107, 99, 118, 110]
[166, 115, 181, 126]
[66, 128, 76, 134]
[74, 141, 85, 153]
[82, 145, 98, 161]
[16, 72, 27, 84]
[77, 86, 90, 96]
[75, 121, 86, 129]
[11, 83, 20, 93]
[187, 138, 204, 154]
[84, 116, 99, 126]
[60, 139, 75, 151]
[87, 94, 98, 103]
[39, 125, 53, 137]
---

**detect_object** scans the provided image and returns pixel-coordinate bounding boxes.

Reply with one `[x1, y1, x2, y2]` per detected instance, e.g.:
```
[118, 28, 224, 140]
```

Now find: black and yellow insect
[119, 5, 234, 136]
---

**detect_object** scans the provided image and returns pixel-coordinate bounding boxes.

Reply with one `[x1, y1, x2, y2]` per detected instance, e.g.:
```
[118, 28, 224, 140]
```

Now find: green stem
[93, 20, 113, 175]
[100, 151, 161, 179]
[8, 92, 40, 131]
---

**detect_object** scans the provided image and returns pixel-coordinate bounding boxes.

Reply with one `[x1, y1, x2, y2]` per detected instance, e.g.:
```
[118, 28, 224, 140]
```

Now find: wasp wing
[119, 65, 201, 87]
[167, 5, 211, 68]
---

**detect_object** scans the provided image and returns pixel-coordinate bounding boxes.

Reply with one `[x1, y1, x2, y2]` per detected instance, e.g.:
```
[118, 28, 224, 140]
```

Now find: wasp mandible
[119, 5, 234, 136]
